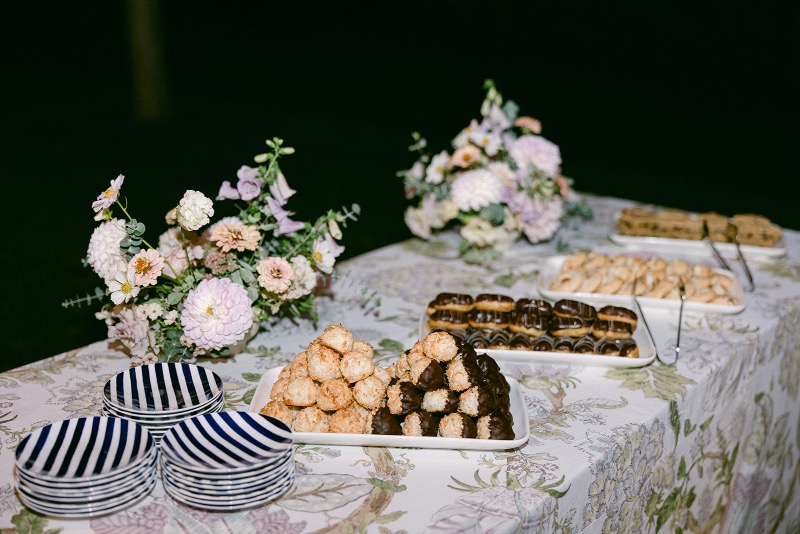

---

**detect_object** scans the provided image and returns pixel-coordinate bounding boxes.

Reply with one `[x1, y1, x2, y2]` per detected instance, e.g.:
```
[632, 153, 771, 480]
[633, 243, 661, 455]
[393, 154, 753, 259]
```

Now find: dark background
[2, 1, 798, 372]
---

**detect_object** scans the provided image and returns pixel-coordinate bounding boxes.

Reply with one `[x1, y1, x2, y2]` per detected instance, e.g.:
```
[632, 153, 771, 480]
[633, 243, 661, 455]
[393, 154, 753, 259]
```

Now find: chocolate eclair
[488, 330, 510, 350]
[595, 337, 621, 356]
[432, 292, 475, 312]
[619, 339, 639, 358]
[553, 337, 575, 352]
[474, 294, 515, 312]
[509, 333, 532, 350]
[467, 330, 491, 350]
[468, 309, 510, 330]
[553, 299, 597, 321]
[573, 336, 596, 354]
[550, 316, 592, 337]
[592, 319, 633, 340]
[531, 335, 554, 352]
[427, 309, 469, 331]
[597, 305, 638, 328]
[514, 298, 553, 315]
[509, 308, 552, 336]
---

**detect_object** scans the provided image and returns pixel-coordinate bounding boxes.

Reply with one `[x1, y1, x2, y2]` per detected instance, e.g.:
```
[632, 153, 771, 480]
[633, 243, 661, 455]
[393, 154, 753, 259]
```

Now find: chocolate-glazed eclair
[467, 330, 491, 350]
[597, 305, 638, 328]
[509, 333, 532, 350]
[468, 309, 510, 330]
[509, 308, 552, 336]
[573, 336, 596, 354]
[438, 412, 477, 438]
[403, 411, 441, 436]
[550, 316, 592, 337]
[592, 319, 633, 340]
[427, 309, 469, 331]
[531, 335, 554, 352]
[619, 339, 639, 358]
[553, 299, 597, 321]
[386, 381, 423, 415]
[474, 294, 515, 312]
[409, 356, 445, 391]
[421, 388, 460, 413]
[366, 407, 403, 435]
[514, 298, 553, 315]
[553, 337, 575, 352]
[432, 292, 475, 312]
[445, 349, 483, 392]
[488, 330, 510, 350]
[595, 338, 621, 356]
[458, 384, 498, 417]
[477, 412, 515, 440]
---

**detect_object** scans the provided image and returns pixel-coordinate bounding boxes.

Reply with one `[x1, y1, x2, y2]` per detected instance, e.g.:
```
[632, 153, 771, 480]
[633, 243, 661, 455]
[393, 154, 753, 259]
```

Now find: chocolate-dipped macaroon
[403, 411, 440, 437]
[475, 353, 501, 376]
[477, 412, 515, 440]
[458, 385, 498, 418]
[481, 373, 511, 409]
[366, 407, 403, 435]
[445, 348, 483, 392]
[409, 356, 445, 391]
[439, 413, 477, 438]
[386, 381, 423, 415]
[421, 389, 460, 413]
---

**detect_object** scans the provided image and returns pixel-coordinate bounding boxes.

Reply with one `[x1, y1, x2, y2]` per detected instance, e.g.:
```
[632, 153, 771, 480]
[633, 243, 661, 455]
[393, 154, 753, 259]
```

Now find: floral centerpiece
[398, 80, 591, 263]
[65, 137, 360, 364]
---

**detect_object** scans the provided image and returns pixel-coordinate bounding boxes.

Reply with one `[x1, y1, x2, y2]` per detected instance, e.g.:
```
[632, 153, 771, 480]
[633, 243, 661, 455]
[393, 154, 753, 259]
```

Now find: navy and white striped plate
[162, 472, 294, 510]
[102, 394, 224, 424]
[162, 457, 293, 495]
[159, 412, 293, 472]
[103, 363, 223, 414]
[15, 417, 155, 482]
[160, 449, 292, 485]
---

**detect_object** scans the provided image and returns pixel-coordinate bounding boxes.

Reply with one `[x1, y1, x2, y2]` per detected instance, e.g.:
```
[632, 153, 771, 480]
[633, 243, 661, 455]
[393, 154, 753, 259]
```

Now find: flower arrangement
[66, 137, 360, 364]
[398, 80, 591, 263]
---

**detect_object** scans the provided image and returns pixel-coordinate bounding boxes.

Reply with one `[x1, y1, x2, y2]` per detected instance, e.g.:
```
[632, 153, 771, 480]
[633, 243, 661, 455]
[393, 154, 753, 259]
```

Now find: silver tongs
[702, 221, 732, 272]
[632, 276, 666, 365]
[673, 279, 686, 364]
[726, 222, 755, 292]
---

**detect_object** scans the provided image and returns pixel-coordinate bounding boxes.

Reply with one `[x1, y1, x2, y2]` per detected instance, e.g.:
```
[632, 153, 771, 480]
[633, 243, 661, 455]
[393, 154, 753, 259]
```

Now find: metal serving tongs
[702, 220, 732, 272]
[631, 276, 665, 365]
[726, 222, 755, 292]
[673, 278, 686, 365]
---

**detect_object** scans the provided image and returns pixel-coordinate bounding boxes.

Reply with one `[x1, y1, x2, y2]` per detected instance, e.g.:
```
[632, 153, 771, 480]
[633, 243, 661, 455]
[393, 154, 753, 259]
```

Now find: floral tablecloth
[2, 195, 799, 533]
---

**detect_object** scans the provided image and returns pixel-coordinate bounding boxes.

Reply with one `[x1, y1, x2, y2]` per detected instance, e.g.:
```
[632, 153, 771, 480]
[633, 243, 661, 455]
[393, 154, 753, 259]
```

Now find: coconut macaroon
[328, 405, 367, 434]
[340, 351, 375, 383]
[422, 331, 459, 362]
[476, 412, 515, 440]
[366, 407, 402, 435]
[458, 385, 498, 418]
[445, 351, 482, 392]
[438, 412, 477, 438]
[315, 378, 353, 412]
[319, 323, 354, 354]
[409, 357, 444, 391]
[269, 377, 291, 401]
[352, 375, 387, 410]
[421, 389, 459, 413]
[386, 381, 422, 415]
[403, 411, 440, 437]
[351, 339, 374, 358]
[293, 406, 330, 433]
[282, 376, 318, 407]
[259, 400, 295, 428]
[306, 341, 342, 382]
[372, 366, 392, 385]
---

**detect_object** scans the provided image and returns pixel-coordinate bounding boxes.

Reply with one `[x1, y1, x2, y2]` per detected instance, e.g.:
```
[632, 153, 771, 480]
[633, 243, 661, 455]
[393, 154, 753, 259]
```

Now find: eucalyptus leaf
[167, 292, 184, 305]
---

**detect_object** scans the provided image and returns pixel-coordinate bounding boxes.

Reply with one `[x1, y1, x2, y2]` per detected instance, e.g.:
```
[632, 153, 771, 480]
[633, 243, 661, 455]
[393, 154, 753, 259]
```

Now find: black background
[2, 1, 798, 371]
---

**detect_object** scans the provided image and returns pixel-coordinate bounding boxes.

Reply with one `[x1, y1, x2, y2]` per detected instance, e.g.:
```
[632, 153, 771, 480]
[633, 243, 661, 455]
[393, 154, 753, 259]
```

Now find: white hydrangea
[508, 135, 562, 177]
[176, 190, 214, 231]
[404, 206, 431, 239]
[86, 218, 127, 282]
[449, 169, 503, 212]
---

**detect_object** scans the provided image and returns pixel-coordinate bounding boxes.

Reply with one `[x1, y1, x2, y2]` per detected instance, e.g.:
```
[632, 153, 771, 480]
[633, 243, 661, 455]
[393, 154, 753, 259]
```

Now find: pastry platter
[608, 232, 786, 261]
[249, 366, 530, 450]
[538, 255, 746, 315]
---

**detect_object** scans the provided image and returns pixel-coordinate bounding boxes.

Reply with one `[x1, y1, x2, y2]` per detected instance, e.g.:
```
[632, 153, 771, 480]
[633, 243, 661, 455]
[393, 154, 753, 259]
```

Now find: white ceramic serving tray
[608, 232, 786, 261]
[537, 255, 746, 315]
[418, 308, 656, 369]
[249, 366, 530, 450]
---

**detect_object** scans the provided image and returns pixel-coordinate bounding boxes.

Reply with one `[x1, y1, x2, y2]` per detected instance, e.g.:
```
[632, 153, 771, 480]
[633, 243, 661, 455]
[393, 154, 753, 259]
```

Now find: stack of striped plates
[14, 417, 157, 518]
[160, 411, 295, 510]
[102, 363, 224, 440]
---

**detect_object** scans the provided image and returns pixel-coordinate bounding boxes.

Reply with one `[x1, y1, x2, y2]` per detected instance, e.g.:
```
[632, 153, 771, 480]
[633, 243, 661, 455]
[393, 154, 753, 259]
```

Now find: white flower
[163, 309, 179, 325]
[420, 194, 446, 229]
[134, 303, 163, 321]
[404, 206, 431, 239]
[459, 212, 521, 251]
[86, 219, 127, 282]
[157, 227, 182, 255]
[327, 219, 342, 240]
[181, 278, 253, 351]
[312, 238, 336, 274]
[410, 161, 425, 179]
[425, 151, 450, 184]
[487, 161, 517, 187]
[509, 135, 562, 177]
[284, 256, 317, 300]
[108, 306, 156, 358]
[176, 190, 214, 231]
[522, 196, 564, 243]
[468, 130, 503, 157]
[107, 264, 140, 305]
[449, 169, 503, 212]
[437, 199, 459, 223]
[452, 119, 485, 149]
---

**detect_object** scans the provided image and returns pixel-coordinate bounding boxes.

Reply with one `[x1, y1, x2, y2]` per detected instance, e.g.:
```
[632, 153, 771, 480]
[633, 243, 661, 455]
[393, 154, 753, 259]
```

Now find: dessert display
[424, 292, 641, 358]
[548, 252, 741, 306]
[260, 324, 514, 440]
[616, 207, 782, 248]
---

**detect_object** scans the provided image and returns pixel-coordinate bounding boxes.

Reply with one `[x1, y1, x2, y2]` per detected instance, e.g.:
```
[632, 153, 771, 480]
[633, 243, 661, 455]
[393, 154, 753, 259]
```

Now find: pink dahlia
[180, 278, 254, 351]
[256, 257, 294, 294]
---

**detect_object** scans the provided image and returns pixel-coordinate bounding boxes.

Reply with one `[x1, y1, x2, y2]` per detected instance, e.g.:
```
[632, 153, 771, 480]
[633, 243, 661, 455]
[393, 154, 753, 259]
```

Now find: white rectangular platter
[608, 232, 786, 261]
[249, 366, 530, 451]
[537, 255, 746, 315]
[419, 309, 657, 369]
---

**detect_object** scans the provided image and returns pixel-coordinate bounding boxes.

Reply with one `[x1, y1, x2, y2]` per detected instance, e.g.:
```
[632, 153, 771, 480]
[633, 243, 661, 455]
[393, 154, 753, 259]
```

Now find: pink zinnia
[92, 174, 124, 213]
[129, 249, 164, 286]
[449, 145, 481, 168]
[256, 257, 294, 294]
[180, 278, 254, 351]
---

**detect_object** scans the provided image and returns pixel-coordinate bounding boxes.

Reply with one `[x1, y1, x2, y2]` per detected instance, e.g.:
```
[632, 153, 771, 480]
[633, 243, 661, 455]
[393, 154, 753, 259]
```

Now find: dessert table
[2, 194, 799, 533]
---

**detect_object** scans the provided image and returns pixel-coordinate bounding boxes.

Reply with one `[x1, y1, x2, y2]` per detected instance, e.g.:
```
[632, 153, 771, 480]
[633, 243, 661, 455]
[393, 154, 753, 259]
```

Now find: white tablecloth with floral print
[2, 195, 799, 534]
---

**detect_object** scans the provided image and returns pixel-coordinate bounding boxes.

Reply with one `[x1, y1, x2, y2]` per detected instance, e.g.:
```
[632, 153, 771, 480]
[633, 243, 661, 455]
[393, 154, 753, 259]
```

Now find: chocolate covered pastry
[427, 309, 470, 330]
[476, 353, 501, 376]
[550, 316, 592, 337]
[553, 337, 575, 352]
[468, 309, 511, 330]
[596, 305, 638, 328]
[488, 331, 510, 350]
[509, 333, 532, 350]
[553, 299, 598, 321]
[474, 293, 515, 312]
[432, 292, 475, 312]
[592, 319, 633, 340]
